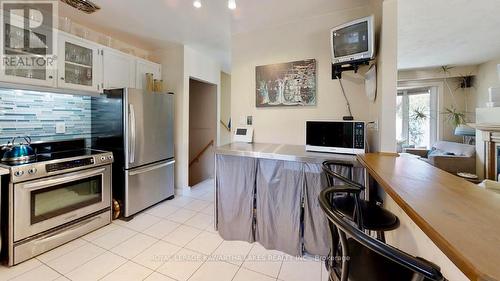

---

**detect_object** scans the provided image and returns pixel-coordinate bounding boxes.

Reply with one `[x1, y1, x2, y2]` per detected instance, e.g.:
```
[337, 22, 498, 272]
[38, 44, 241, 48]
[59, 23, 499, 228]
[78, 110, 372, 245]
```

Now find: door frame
[187, 77, 218, 187]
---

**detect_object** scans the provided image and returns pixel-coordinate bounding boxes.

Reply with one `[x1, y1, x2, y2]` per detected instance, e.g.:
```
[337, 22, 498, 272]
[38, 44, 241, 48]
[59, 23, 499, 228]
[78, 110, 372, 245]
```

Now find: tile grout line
[229, 241, 255, 281]
[181, 242, 231, 281]
[5, 184, 218, 281]
[33, 240, 100, 280]
[68, 249, 127, 278]
[5, 263, 51, 281]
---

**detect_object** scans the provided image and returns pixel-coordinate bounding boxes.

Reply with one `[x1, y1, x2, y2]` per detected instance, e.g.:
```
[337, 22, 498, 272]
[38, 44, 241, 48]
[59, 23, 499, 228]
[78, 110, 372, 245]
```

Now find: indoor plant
[443, 106, 466, 128]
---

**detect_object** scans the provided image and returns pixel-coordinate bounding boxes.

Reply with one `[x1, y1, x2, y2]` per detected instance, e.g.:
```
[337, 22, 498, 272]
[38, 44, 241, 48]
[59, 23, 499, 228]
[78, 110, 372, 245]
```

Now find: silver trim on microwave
[305, 145, 365, 155]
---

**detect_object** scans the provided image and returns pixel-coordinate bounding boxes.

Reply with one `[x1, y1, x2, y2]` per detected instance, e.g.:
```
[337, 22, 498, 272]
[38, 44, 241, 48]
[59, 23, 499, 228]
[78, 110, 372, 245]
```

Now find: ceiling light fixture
[193, 0, 202, 8]
[228, 0, 236, 10]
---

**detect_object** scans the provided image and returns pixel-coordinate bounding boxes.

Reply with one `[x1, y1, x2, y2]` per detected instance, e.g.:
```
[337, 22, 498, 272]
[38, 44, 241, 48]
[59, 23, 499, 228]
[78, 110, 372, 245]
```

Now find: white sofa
[405, 141, 476, 174]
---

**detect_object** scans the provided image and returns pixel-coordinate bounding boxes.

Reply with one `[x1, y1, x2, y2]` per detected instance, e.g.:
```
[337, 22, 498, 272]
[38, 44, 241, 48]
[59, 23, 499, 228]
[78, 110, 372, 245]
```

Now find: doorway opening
[188, 78, 217, 187]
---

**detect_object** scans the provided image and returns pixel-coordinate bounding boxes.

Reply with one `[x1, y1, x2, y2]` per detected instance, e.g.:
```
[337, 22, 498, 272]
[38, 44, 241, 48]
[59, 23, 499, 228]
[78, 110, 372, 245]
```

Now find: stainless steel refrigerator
[91, 88, 175, 217]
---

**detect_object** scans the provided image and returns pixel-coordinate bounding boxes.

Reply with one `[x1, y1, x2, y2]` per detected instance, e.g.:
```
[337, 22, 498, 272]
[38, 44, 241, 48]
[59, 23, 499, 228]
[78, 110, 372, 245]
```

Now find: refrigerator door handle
[129, 103, 136, 164]
[128, 160, 175, 176]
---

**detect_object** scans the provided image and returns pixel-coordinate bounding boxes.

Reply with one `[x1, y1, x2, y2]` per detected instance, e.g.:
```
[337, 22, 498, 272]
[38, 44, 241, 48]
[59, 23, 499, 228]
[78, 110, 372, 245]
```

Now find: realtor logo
[1, 0, 58, 71]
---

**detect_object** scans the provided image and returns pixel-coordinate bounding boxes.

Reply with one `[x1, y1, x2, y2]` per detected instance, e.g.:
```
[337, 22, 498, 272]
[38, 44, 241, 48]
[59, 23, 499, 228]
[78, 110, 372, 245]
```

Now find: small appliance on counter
[91, 88, 175, 218]
[233, 126, 254, 143]
[306, 120, 366, 155]
[0, 139, 113, 266]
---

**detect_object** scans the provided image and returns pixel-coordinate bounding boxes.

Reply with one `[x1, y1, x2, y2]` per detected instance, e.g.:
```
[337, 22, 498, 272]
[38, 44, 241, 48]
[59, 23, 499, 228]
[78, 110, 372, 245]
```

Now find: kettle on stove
[1, 136, 36, 164]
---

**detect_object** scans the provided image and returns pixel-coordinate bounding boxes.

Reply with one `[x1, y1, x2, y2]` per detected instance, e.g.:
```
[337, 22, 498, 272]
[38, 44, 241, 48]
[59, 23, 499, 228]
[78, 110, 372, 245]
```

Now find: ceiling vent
[60, 0, 101, 14]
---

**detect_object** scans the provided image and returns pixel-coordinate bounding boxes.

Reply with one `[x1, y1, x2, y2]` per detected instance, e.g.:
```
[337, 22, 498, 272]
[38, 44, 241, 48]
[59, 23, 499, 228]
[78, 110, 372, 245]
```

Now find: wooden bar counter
[357, 153, 500, 281]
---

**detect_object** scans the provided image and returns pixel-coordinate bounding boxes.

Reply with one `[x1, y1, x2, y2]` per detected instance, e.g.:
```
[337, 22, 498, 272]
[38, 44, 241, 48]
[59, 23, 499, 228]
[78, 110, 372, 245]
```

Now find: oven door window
[31, 175, 102, 224]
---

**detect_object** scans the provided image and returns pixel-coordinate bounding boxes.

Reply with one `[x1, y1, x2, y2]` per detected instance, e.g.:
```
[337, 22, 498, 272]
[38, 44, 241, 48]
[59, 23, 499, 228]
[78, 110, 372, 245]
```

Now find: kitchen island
[357, 153, 500, 281]
[215, 142, 365, 256]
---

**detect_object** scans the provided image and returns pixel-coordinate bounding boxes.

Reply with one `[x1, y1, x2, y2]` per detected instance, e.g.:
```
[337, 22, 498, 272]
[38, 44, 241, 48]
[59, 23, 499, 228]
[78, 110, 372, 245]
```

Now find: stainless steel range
[1, 144, 113, 266]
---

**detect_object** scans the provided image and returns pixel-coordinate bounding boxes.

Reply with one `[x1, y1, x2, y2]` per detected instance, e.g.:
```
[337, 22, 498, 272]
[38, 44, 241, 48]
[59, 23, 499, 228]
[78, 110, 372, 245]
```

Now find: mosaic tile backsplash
[0, 89, 91, 144]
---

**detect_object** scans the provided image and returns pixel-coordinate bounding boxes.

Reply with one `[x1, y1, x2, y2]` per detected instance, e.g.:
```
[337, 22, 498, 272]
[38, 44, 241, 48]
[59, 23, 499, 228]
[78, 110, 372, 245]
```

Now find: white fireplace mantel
[474, 108, 500, 180]
[473, 123, 500, 132]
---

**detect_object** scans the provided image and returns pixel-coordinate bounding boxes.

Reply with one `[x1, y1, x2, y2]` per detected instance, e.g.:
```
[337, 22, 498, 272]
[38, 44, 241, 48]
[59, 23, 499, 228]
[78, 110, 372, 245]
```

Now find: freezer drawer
[124, 159, 175, 217]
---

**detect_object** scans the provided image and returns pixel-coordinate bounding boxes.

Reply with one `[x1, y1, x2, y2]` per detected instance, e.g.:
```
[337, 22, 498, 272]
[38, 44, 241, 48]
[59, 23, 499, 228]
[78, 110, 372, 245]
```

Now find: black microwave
[306, 121, 366, 154]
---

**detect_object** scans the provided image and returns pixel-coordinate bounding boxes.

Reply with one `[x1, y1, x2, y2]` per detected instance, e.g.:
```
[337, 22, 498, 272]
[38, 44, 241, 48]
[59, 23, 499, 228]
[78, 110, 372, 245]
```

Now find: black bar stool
[321, 161, 399, 241]
[319, 186, 445, 281]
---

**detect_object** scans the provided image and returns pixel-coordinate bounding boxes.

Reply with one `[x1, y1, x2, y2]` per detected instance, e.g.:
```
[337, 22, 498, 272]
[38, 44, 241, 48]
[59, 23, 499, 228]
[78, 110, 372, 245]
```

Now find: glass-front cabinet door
[0, 20, 56, 87]
[58, 33, 102, 92]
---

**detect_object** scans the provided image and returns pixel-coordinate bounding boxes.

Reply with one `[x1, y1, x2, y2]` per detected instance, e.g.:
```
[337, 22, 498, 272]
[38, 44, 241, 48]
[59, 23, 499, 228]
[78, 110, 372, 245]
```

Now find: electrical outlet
[367, 120, 379, 131]
[56, 122, 66, 134]
[247, 116, 253, 125]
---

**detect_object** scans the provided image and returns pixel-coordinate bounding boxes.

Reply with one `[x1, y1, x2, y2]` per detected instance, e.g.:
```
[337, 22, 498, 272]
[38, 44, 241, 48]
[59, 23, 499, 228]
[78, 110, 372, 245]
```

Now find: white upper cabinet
[135, 58, 161, 90]
[102, 47, 135, 90]
[0, 28, 161, 93]
[0, 16, 56, 87]
[57, 33, 102, 92]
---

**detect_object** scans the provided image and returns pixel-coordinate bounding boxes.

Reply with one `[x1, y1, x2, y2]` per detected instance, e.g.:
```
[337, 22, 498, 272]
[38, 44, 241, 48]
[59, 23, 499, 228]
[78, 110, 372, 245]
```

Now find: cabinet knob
[48, 75, 53, 79]
[60, 77, 64, 80]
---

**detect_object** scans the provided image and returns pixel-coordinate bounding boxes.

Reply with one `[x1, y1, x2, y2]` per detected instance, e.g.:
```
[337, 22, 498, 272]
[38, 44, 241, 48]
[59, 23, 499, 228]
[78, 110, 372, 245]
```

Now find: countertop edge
[357, 153, 495, 281]
[216, 143, 360, 165]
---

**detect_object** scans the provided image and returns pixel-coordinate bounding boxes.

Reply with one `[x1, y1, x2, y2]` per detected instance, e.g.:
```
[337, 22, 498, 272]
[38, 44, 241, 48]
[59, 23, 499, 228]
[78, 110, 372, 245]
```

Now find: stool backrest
[321, 160, 364, 190]
[319, 186, 445, 281]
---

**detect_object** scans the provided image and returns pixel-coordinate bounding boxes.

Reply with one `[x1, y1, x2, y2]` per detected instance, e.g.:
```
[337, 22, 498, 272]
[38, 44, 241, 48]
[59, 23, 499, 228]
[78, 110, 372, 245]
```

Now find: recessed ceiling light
[228, 0, 236, 10]
[193, 0, 201, 8]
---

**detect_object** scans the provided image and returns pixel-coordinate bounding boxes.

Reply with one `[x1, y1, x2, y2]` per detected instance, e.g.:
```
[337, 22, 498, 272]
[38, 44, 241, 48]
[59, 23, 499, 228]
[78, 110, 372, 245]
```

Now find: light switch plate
[56, 122, 66, 134]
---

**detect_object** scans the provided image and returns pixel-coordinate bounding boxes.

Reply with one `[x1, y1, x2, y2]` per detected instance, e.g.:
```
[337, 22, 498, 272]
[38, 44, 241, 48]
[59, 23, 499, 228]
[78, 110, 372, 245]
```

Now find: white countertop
[216, 142, 360, 165]
[0, 167, 10, 176]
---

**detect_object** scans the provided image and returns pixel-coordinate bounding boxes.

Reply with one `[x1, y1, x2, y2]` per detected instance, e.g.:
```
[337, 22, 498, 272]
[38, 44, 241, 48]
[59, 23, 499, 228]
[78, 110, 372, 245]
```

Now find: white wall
[182, 46, 221, 189]
[153, 45, 222, 191]
[231, 6, 375, 145]
[376, 0, 398, 152]
[475, 57, 500, 109]
[152, 44, 185, 193]
[220, 72, 232, 145]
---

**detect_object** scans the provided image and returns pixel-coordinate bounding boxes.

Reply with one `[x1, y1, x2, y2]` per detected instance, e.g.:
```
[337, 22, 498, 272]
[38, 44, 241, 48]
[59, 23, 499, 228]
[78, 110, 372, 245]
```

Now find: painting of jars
[256, 59, 316, 107]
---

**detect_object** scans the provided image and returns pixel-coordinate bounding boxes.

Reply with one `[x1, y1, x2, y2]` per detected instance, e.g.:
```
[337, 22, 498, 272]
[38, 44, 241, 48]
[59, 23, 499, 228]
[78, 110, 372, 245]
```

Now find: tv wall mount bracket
[331, 59, 370, 80]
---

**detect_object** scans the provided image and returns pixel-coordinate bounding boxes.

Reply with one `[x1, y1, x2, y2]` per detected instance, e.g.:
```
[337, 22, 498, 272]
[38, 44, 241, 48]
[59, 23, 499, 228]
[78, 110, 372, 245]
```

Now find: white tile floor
[0, 179, 328, 281]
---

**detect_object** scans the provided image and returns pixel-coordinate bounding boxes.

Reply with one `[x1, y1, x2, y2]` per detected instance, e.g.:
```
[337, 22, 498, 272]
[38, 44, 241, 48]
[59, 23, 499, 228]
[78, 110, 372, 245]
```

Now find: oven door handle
[21, 168, 106, 191]
[33, 214, 104, 245]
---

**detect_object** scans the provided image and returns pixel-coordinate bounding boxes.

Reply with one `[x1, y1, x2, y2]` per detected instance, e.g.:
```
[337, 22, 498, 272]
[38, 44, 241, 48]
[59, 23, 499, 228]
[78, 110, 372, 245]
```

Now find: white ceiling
[398, 0, 500, 70]
[59, 0, 232, 68]
[59, 0, 370, 71]
[230, 0, 370, 35]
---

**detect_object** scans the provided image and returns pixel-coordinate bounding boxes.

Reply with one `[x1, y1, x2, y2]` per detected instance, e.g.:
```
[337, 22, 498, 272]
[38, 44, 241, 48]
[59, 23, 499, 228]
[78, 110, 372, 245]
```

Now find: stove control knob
[108, 155, 113, 160]
[14, 170, 24, 177]
[100, 156, 106, 161]
[28, 168, 37, 175]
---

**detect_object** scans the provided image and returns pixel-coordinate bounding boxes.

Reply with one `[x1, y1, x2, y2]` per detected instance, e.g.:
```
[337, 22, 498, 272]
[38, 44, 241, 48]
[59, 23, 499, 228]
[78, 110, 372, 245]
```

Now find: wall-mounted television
[330, 15, 375, 65]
